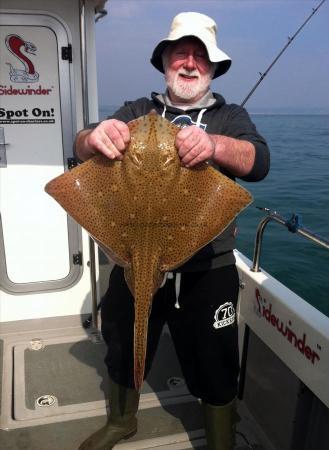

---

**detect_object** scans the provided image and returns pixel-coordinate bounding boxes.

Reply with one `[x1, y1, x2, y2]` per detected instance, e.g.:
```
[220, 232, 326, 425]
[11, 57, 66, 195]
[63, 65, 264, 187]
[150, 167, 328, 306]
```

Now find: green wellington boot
[79, 378, 140, 450]
[202, 397, 237, 450]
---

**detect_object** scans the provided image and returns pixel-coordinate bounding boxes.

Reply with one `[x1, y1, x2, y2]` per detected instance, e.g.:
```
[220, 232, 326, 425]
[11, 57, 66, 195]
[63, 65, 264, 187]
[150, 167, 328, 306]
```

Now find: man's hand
[75, 119, 130, 161]
[175, 125, 256, 176]
[175, 125, 215, 167]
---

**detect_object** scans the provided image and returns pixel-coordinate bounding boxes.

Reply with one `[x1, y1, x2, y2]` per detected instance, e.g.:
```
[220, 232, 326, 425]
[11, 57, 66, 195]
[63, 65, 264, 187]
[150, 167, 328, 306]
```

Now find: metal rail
[79, 1, 108, 336]
[252, 208, 329, 272]
[79, 0, 101, 337]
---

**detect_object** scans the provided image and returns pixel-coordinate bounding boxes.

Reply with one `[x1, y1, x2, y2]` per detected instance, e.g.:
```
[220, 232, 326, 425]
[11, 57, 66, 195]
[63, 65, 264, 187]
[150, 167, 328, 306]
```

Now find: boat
[1, 1, 328, 449]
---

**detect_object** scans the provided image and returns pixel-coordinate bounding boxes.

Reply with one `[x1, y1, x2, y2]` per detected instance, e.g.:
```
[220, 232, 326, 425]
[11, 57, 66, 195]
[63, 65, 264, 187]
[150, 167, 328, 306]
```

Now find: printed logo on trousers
[213, 302, 236, 329]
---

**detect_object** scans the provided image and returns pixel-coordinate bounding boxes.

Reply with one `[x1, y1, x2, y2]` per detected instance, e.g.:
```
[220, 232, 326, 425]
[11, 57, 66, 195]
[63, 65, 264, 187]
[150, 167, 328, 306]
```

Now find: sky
[95, 0, 329, 113]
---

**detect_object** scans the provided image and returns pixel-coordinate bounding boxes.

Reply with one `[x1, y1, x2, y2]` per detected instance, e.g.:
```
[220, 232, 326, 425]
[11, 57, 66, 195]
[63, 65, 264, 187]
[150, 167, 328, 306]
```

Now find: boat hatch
[0, 13, 81, 295]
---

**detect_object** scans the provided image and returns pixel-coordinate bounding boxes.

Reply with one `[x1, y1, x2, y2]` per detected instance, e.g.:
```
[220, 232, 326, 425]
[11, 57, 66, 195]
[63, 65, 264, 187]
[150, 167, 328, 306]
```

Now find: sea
[99, 107, 329, 317]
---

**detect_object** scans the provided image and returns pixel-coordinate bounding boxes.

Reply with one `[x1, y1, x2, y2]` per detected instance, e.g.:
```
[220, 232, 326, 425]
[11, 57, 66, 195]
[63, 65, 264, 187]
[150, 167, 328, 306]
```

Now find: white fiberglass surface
[236, 251, 329, 409]
[0, 24, 70, 283]
[1, 164, 70, 283]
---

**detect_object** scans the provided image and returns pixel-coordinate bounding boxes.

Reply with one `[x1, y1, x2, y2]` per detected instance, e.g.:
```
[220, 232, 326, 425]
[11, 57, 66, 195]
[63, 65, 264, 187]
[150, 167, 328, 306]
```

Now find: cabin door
[0, 13, 81, 294]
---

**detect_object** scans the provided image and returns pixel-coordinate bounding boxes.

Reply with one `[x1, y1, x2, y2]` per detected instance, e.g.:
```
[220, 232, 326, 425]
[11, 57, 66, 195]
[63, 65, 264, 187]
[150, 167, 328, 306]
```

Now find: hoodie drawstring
[195, 108, 207, 127]
[174, 273, 181, 309]
[160, 272, 181, 309]
[161, 105, 167, 118]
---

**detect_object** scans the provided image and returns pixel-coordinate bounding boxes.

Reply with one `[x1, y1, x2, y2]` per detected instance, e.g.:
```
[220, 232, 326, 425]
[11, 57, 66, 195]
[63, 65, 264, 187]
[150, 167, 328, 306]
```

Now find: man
[76, 12, 270, 450]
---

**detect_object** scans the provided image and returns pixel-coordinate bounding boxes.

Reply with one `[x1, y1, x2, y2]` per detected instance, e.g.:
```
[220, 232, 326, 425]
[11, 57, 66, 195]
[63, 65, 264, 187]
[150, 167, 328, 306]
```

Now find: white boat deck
[0, 314, 274, 450]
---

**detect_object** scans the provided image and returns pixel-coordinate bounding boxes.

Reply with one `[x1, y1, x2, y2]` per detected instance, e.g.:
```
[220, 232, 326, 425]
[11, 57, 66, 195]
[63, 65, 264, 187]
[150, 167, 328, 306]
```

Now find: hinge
[0, 127, 8, 168]
[61, 44, 72, 63]
[67, 157, 78, 169]
[73, 252, 83, 265]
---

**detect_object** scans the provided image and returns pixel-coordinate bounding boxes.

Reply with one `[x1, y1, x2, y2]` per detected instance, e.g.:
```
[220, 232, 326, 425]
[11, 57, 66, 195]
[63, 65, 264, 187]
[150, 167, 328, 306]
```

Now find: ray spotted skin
[45, 112, 253, 390]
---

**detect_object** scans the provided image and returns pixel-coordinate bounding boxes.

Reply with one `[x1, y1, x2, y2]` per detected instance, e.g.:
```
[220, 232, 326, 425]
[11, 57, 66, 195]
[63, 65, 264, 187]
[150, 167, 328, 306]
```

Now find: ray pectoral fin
[44, 154, 132, 265]
[160, 167, 253, 270]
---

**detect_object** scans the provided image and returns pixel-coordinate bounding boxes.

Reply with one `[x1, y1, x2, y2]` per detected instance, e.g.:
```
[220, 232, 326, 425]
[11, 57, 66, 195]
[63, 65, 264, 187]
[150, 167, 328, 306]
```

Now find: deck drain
[35, 395, 57, 408]
[167, 377, 185, 389]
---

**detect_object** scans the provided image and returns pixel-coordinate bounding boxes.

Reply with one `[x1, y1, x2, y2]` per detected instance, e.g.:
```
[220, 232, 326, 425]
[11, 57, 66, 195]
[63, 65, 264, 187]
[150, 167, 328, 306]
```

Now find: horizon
[98, 104, 329, 116]
[95, 0, 329, 112]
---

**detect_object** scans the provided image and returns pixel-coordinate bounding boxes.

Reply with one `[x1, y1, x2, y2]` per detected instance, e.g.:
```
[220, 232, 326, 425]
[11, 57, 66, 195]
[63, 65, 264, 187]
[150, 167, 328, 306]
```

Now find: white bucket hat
[151, 12, 232, 79]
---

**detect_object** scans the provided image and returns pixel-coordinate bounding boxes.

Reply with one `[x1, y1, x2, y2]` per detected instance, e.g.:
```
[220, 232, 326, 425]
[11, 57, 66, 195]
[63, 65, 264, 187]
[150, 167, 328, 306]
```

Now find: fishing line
[241, 0, 327, 106]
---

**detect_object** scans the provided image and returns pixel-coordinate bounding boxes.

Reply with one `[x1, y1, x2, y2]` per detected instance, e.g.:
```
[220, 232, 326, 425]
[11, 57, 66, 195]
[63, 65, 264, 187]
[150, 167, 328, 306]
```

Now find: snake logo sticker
[213, 302, 236, 329]
[5, 34, 39, 83]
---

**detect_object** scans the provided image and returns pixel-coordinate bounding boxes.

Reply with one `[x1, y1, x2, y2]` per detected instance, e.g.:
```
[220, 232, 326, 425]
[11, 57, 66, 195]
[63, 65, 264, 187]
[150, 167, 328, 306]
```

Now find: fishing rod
[241, 0, 327, 106]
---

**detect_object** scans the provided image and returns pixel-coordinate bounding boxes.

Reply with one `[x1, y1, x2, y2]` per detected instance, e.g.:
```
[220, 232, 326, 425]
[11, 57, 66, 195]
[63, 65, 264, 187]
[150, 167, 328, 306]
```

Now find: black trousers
[101, 264, 240, 405]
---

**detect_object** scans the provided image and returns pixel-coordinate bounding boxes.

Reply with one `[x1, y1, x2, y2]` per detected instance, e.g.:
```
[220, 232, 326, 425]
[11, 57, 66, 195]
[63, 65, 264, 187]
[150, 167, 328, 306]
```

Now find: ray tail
[126, 253, 162, 391]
